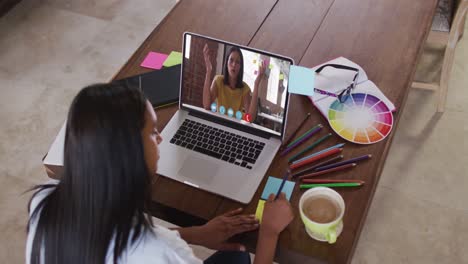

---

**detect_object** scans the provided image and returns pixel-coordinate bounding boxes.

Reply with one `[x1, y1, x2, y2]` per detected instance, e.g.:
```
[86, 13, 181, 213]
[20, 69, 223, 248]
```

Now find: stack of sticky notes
[140, 51, 183, 70]
[255, 176, 295, 223]
[288, 65, 315, 96]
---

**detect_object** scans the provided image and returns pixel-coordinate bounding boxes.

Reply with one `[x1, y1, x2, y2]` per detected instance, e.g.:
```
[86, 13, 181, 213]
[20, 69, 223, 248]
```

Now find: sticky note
[140, 51, 168, 70]
[279, 73, 284, 80]
[288, 65, 315, 96]
[269, 64, 273, 69]
[261, 176, 295, 201]
[253, 59, 257, 64]
[255, 200, 266, 223]
[163, 51, 183, 67]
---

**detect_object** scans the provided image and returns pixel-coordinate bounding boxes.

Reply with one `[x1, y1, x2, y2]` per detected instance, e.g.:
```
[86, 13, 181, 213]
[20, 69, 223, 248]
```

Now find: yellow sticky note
[255, 200, 266, 223]
[279, 73, 284, 80]
[269, 64, 273, 69]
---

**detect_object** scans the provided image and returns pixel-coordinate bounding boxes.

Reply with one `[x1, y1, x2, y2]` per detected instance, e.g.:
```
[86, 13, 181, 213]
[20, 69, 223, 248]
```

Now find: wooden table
[111, 0, 438, 263]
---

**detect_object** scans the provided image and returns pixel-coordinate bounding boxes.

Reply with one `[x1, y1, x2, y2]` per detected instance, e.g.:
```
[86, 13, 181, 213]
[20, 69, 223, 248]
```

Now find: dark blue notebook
[115, 64, 180, 108]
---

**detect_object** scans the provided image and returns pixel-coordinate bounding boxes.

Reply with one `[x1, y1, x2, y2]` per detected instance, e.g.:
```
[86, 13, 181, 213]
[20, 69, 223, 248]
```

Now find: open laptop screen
[181, 32, 293, 137]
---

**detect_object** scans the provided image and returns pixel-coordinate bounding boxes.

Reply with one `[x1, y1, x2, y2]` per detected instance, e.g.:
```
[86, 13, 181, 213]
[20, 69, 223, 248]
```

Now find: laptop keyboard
[169, 119, 265, 169]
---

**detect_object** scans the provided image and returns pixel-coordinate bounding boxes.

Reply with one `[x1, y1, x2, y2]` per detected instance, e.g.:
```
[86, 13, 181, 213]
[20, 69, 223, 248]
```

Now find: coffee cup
[299, 187, 345, 244]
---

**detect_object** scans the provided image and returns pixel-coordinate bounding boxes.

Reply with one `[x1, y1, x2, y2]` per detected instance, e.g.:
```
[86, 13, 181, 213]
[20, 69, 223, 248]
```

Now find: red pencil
[298, 163, 356, 180]
[289, 148, 343, 170]
[301, 179, 364, 184]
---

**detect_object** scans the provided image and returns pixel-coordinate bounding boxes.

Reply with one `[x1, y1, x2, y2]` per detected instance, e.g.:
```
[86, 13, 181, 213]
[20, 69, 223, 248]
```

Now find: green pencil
[286, 124, 322, 148]
[300, 182, 363, 189]
[288, 133, 332, 162]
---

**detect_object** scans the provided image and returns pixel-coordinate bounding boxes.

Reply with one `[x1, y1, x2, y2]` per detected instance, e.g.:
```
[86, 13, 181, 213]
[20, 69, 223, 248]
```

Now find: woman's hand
[255, 60, 266, 86]
[197, 208, 259, 251]
[249, 60, 266, 122]
[203, 43, 213, 74]
[253, 193, 294, 264]
[260, 193, 294, 236]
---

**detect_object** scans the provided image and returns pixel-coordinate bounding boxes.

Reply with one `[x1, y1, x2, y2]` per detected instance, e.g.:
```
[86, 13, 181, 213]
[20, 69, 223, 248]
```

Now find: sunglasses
[314, 64, 359, 103]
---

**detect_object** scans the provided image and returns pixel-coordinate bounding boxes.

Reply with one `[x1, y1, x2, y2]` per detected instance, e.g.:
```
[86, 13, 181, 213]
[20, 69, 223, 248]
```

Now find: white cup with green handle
[299, 187, 345, 244]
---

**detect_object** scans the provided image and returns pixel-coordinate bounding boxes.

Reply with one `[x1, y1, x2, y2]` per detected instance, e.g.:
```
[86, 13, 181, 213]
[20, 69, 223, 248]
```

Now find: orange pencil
[301, 179, 364, 184]
[298, 163, 356, 180]
[289, 148, 343, 170]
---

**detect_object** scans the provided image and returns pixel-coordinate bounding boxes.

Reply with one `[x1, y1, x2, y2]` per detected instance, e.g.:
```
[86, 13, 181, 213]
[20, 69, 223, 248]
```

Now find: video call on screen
[181, 33, 291, 135]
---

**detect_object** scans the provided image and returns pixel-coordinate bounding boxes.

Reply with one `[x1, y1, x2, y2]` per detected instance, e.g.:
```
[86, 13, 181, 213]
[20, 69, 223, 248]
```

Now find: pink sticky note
[140, 52, 168, 70]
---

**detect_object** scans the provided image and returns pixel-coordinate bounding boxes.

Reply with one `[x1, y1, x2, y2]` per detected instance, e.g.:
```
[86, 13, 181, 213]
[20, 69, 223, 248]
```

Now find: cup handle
[327, 227, 337, 244]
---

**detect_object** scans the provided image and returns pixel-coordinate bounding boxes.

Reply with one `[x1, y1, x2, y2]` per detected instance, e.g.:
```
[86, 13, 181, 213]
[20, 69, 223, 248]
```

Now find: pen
[275, 169, 290, 200]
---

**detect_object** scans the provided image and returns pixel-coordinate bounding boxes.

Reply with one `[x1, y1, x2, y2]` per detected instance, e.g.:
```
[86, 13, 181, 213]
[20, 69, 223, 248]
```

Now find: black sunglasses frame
[315, 64, 359, 103]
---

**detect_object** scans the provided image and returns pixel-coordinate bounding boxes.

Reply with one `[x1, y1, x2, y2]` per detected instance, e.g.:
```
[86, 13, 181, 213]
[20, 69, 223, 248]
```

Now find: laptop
[158, 32, 294, 204]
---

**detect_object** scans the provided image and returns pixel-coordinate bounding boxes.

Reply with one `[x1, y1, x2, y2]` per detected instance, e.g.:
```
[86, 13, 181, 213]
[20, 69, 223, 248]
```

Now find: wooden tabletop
[112, 0, 438, 263]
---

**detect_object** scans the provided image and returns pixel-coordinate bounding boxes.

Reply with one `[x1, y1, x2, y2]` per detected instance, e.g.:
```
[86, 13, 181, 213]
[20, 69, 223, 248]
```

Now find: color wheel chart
[328, 93, 393, 144]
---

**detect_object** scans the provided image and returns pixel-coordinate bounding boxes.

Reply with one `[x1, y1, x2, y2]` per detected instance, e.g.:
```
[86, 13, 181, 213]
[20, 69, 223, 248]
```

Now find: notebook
[115, 64, 180, 108]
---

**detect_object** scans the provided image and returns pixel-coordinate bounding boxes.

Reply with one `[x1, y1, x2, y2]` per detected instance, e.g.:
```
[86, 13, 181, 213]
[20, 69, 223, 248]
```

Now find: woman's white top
[26, 182, 203, 264]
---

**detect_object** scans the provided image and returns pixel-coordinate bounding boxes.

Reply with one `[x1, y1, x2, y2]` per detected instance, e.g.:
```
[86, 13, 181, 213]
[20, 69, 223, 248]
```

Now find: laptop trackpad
[178, 156, 218, 184]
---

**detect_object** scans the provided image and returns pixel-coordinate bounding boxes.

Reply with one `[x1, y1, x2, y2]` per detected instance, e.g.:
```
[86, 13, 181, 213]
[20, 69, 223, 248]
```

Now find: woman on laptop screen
[202, 44, 266, 123]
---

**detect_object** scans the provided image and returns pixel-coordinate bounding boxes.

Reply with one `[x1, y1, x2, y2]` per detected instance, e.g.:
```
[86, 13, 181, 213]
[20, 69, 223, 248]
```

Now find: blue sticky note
[288, 65, 315, 96]
[261, 176, 295, 201]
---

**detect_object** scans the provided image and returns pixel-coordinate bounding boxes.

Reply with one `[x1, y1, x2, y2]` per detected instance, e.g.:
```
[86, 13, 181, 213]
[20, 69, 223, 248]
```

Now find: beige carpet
[0, 1, 467, 263]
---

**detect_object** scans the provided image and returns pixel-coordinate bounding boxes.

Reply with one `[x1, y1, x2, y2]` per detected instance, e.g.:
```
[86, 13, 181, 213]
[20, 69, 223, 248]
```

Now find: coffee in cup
[299, 187, 345, 243]
[303, 195, 341, 223]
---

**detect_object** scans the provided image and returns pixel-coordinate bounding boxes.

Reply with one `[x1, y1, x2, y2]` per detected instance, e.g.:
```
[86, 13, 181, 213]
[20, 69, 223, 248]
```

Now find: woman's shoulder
[121, 225, 202, 264]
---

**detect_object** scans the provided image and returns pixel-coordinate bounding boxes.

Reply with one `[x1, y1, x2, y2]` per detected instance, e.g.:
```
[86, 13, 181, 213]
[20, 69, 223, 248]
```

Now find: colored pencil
[290, 148, 343, 170]
[275, 170, 290, 200]
[300, 182, 363, 189]
[298, 163, 356, 180]
[315, 154, 372, 171]
[288, 133, 332, 162]
[286, 124, 318, 148]
[281, 113, 310, 148]
[302, 179, 365, 184]
[291, 155, 344, 178]
[280, 125, 323, 156]
[291, 143, 346, 165]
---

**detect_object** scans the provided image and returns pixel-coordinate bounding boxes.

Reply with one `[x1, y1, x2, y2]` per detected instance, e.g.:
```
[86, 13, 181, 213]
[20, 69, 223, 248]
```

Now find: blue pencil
[291, 143, 346, 164]
[275, 170, 290, 200]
